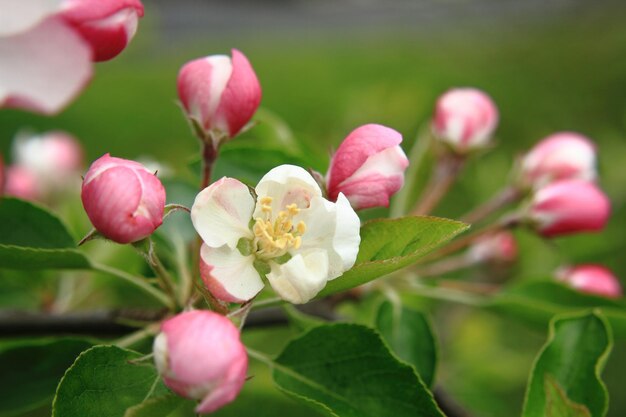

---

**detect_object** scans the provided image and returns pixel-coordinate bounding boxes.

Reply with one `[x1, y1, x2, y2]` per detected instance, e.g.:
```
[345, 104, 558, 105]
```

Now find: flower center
[253, 196, 307, 260]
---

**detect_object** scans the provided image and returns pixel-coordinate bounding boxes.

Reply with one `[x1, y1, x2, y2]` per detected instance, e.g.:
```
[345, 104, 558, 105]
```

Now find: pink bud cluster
[178, 49, 262, 143]
[521, 132, 610, 238]
[81, 154, 165, 244]
[4, 131, 84, 201]
[153, 311, 248, 414]
[556, 265, 622, 299]
[0, 0, 144, 114]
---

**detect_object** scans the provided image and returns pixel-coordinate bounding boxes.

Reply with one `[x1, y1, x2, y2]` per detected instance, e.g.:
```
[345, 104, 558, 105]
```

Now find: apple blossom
[0, 0, 143, 114]
[153, 310, 248, 414]
[528, 179, 610, 237]
[191, 165, 361, 304]
[60, 0, 145, 62]
[467, 231, 517, 263]
[12, 131, 83, 195]
[178, 49, 262, 144]
[81, 154, 165, 244]
[432, 88, 498, 153]
[556, 265, 622, 298]
[4, 165, 40, 201]
[520, 132, 596, 187]
[326, 124, 409, 210]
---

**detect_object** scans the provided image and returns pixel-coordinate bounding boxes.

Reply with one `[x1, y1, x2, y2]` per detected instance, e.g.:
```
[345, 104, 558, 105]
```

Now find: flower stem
[412, 153, 465, 216]
[414, 254, 477, 277]
[246, 347, 275, 367]
[201, 140, 218, 189]
[461, 186, 523, 225]
[91, 262, 173, 309]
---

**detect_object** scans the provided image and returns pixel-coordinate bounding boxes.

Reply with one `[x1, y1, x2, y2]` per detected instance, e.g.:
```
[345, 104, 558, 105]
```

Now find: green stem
[246, 347, 275, 367]
[91, 262, 173, 309]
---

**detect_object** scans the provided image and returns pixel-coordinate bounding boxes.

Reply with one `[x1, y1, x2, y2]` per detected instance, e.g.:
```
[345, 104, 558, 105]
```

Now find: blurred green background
[2, 0, 626, 416]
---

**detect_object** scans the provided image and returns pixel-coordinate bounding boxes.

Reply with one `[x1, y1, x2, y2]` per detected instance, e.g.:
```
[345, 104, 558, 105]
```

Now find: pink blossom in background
[81, 154, 165, 244]
[153, 310, 248, 414]
[178, 49, 262, 143]
[0, 0, 144, 115]
[467, 231, 518, 263]
[556, 264, 622, 298]
[521, 132, 596, 188]
[4, 165, 40, 201]
[326, 124, 409, 210]
[529, 179, 610, 237]
[432, 88, 498, 153]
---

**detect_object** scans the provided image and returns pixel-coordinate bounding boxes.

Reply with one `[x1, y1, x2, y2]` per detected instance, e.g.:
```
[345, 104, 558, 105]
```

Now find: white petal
[0, 17, 92, 115]
[0, 0, 63, 36]
[267, 250, 329, 304]
[254, 164, 321, 217]
[298, 194, 360, 279]
[200, 244, 263, 303]
[191, 177, 254, 249]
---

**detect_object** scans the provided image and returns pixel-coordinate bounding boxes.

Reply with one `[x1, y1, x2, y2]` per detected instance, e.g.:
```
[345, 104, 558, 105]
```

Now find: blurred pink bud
[13, 131, 83, 193]
[177, 49, 262, 142]
[153, 310, 248, 414]
[556, 265, 622, 298]
[60, 0, 145, 62]
[521, 132, 596, 187]
[81, 154, 165, 243]
[4, 165, 40, 201]
[326, 124, 409, 210]
[467, 231, 517, 263]
[529, 179, 610, 237]
[432, 88, 498, 152]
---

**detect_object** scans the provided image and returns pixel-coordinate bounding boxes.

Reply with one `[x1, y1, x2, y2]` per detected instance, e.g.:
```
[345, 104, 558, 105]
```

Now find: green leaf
[375, 301, 438, 387]
[320, 216, 468, 297]
[0, 338, 94, 417]
[544, 376, 592, 417]
[124, 394, 196, 417]
[522, 311, 612, 417]
[269, 323, 445, 417]
[52, 345, 168, 417]
[0, 198, 90, 269]
[488, 281, 626, 340]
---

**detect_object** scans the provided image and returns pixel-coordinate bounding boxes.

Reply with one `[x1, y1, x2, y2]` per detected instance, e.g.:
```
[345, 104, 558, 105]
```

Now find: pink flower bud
[12, 131, 84, 194]
[177, 49, 262, 141]
[521, 132, 596, 187]
[529, 180, 610, 237]
[81, 154, 165, 243]
[4, 165, 40, 201]
[432, 88, 498, 152]
[153, 310, 248, 414]
[467, 231, 517, 263]
[60, 0, 144, 62]
[556, 265, 622, 298]
[326, 124, 409, 210]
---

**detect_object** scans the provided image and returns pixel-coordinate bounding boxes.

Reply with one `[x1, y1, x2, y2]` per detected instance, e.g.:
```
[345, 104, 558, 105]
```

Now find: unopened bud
[556, 265, 622, 298]
[178, 49, 262, 144]
[326, 124, 408, 210]
[81, 154, 165, 244]
[153, 310, 248, 414]
[467, 231, 517, 263]
[4, 165, 40, 201]
[529, 179, 610, 237]
[520, 132, 596, 188]
[432, 88, 498, 153]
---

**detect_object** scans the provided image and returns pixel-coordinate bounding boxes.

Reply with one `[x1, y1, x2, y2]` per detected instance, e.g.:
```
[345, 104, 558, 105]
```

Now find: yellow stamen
[253, 196, 307, 259]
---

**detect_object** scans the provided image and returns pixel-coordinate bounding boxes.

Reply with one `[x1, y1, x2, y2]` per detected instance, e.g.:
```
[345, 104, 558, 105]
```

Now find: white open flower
[191, 165, 361, 304]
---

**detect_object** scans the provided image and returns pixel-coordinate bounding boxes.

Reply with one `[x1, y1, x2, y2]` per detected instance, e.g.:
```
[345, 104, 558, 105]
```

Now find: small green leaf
[522, 311, 612, 417]
[544, 376, 592, 417]
[0, 338, 94, 417]
[124, 394, 196, 417]
[320, 216, 468, 297]
[270, 323, 445, 417]
[52, 345, 168, 417]
[0, 198, 90, 269]
[375, 301, 438, 387]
